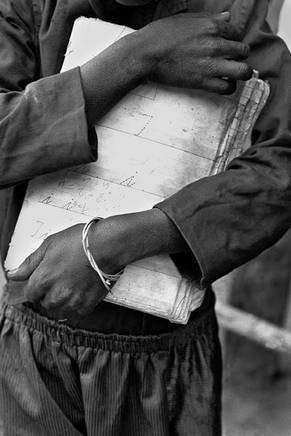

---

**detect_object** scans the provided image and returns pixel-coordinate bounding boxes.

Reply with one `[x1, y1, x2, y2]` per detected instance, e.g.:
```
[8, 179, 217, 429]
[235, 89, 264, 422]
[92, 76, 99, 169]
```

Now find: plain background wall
[279, 0, 291, 47]
[0, 265, 4, 295]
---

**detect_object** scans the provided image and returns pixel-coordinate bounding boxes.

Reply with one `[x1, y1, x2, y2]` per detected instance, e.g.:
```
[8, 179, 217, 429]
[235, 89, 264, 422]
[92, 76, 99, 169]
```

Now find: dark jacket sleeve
[155, 0, 291, 286]
[0, 0, 97, 189]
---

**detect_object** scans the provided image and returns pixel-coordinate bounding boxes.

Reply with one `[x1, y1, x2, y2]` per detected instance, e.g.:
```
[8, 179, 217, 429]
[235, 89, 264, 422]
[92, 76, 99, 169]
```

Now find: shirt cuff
[23, 66, 97, 175]
[154, 176, 231, 288]
[154, 201, 207, 288]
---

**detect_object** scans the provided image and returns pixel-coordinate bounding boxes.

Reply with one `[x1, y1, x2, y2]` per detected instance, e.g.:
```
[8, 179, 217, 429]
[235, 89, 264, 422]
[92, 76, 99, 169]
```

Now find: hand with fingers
[139, 11, 252, 94]
[6, 224, 111, 324]
[80, 10, 252, 126]
[6, 209, 189, 323]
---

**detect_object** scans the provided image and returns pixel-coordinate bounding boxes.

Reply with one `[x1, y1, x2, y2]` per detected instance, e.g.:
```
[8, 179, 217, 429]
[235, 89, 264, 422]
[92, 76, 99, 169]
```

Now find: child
[0, 0, 290, 434]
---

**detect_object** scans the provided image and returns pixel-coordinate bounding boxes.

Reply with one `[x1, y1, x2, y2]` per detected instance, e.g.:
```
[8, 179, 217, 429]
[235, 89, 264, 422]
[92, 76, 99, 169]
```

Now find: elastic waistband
[0, 291, 215, 353]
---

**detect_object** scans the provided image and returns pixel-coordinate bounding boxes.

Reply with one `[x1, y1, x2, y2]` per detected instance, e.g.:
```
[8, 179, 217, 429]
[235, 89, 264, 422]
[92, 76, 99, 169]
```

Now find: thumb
[7, 244, 45, 281]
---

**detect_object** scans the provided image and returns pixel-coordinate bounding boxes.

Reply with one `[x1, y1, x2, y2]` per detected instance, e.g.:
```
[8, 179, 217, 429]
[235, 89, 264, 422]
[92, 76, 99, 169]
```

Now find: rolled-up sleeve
[0, 0, 97, 189]
[155, 2, 291, 286]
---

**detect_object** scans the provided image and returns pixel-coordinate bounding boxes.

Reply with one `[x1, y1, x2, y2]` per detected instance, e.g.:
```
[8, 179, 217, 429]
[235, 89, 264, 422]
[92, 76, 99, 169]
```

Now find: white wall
[0, 264, 5, 293]
[279, 0, 291, 47]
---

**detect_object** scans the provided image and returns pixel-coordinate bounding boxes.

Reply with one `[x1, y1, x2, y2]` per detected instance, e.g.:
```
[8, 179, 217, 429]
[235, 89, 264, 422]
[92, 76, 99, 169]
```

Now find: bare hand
[138, 11, 252, 93]
[7, 224, 109, 322]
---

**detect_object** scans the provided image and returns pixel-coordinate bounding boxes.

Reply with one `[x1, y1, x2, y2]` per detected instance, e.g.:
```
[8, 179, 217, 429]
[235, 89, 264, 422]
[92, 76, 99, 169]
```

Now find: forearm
[89, 209, 189, 274]
[80, 32, 152, 126]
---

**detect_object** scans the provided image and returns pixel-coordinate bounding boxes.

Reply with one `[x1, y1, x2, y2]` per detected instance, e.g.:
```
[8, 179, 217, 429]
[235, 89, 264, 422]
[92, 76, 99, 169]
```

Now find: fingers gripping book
[5, 18, 270, 324]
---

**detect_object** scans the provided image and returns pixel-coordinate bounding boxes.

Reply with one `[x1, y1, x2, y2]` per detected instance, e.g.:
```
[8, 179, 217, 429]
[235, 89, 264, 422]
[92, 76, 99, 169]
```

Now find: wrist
[82, 219, 123, 290]
[131, 28, 158, 76]
[134, 26, 161, 76]
[88, 217, 128, 275]
[89, 213, 148, 273]
[119, 31, 153, 81]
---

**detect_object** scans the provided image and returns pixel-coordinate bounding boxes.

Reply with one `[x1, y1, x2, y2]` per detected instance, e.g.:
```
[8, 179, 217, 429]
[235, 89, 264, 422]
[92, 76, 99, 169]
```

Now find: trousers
[0, 291, 222, 436]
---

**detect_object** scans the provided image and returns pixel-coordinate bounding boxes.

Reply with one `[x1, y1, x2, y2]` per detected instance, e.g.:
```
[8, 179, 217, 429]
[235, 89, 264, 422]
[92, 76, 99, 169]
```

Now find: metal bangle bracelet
[82, 217, 123, 292]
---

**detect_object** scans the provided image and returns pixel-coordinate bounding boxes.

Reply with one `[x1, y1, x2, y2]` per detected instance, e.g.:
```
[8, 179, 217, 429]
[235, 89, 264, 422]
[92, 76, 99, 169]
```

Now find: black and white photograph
[1, 0, 291, 435]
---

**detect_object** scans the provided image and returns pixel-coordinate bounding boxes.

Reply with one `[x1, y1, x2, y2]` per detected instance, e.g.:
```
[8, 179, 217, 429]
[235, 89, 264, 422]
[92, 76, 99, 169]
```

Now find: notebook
[5, 18, 270, 323]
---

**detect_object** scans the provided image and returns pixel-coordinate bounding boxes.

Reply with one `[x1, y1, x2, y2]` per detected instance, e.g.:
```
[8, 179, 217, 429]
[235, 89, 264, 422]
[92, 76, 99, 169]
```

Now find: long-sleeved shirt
[0, 0, 291, 291]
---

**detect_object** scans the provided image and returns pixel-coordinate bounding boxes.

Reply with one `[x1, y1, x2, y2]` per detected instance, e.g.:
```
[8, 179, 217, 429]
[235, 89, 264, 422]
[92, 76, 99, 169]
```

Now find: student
[0, 0, 290, 435]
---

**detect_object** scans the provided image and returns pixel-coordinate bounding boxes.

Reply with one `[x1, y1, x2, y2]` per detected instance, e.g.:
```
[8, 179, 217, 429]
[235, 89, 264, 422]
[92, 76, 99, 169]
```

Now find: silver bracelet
[82, 217, 123, 291]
